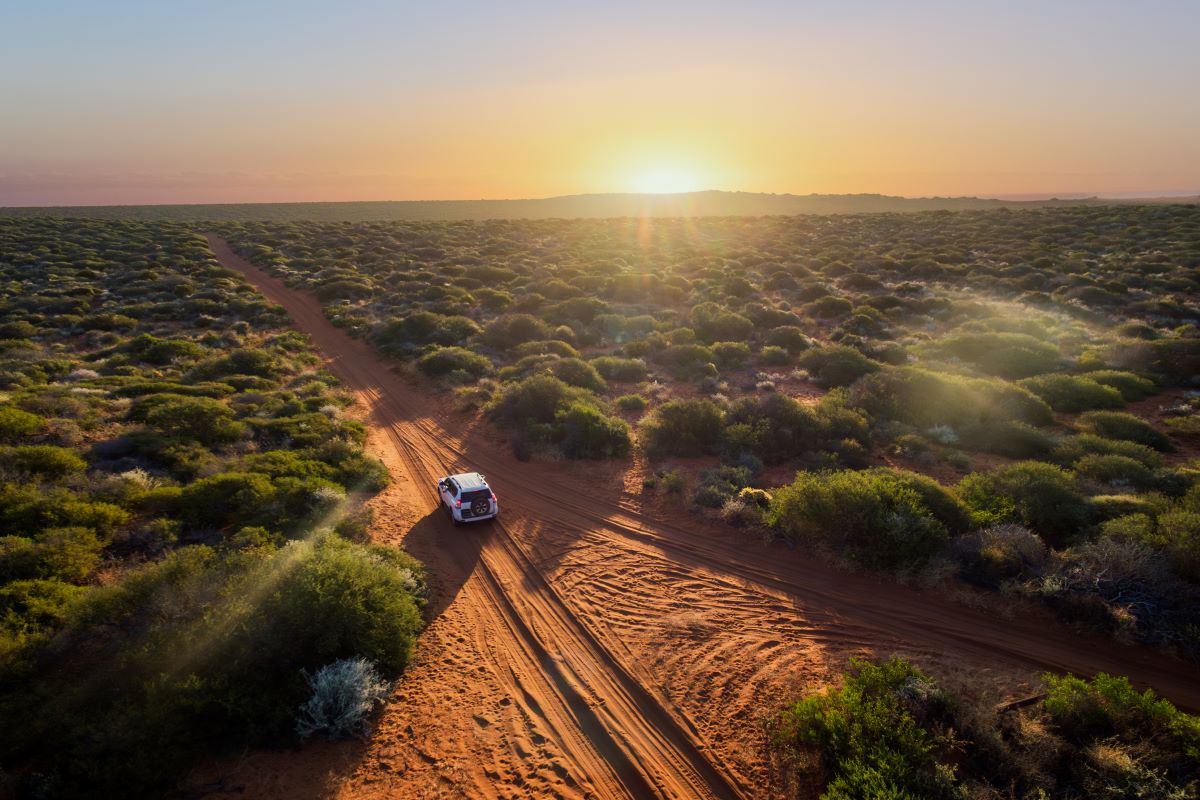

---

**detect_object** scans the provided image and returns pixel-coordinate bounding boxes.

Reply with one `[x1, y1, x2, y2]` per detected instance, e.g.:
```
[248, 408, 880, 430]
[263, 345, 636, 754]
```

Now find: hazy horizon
[3, 0, 1198, 206]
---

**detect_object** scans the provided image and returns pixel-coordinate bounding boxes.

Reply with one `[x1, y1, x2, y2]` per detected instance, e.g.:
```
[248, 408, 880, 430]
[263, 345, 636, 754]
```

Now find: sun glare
[630, 169, 704, 195]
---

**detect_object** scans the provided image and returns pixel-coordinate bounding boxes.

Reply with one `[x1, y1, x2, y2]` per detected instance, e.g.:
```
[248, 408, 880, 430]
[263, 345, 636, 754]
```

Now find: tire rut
[205, 233, 1200, 800]
[207, 234, 749, 799]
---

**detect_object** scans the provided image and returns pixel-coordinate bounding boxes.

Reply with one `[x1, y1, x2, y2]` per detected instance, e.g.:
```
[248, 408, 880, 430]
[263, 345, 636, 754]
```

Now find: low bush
[1078, 411, 1174, 452]
[295, 657, 391, 741]
[958, 462, 1091, 547]
[796, 345, 879, 388]
[417, 346, 492, 378]
[767, 468, 970, 569]
[482, 313, 552, 350]
[549, 357, 607, 393]
[638, 399, 725, 458]
[775, 657, 961, 800]
[776, 661, 1200, 800]
[692, 465, 752, 509]
[850, 367, 1053, 430]
[1084, 369, 1158, 401]
[1042, 671, 1200, 753]
[949, 524, 1048, 588]
[178, 472, 275, 530]
[722, 393, 868, 464]
[513, 339, 579, 358]
[958, 420, 1056, 458]
[1052, 433, 1163, 469]
[1018, 373, 1125, 412]
[1031, 537, 1200, 648]
[557, 402, 631, 459]
[1, 534, 425, 796]
[0, 445, 87, 478]
[144, 395, 248, 445]
[615, 394, 647, 411]
[1072, 453, 1158, 491]
[0, 406, 44, 442]
[764, 325, 811, 354]
[590, 355, 648, 382]
[489, 374, 593, 429]
[710, 341, 751, 369]
[933, 331, 1060, 379]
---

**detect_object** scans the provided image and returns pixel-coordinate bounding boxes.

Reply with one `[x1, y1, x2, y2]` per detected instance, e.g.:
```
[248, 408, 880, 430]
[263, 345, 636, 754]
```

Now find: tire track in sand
[207, 234, 748, 800]
[205, 233, 1199, 799]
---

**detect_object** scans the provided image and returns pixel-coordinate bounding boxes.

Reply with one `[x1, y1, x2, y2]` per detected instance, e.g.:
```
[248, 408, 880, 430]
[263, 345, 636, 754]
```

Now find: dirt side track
[201, 234, 1199, 799]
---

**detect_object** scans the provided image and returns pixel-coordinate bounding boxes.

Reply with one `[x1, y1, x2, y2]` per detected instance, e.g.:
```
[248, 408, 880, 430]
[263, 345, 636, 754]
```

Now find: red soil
[184, 235, 1200, 800]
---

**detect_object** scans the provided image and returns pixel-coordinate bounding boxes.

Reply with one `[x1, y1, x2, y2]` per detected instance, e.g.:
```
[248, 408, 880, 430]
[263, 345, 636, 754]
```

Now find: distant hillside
[2, 190, 1196, 222]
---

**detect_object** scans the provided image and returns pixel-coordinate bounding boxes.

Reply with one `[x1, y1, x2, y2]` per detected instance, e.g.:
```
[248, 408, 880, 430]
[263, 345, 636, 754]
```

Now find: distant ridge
[2, 190, 1197, 223]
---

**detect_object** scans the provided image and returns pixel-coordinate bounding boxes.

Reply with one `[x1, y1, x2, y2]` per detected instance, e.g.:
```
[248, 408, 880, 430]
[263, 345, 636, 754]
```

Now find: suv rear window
[461, 489, 491, 503]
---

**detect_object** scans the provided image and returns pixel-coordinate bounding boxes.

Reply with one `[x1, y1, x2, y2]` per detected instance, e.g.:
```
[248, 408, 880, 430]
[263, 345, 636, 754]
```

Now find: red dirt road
[198, 234, 1199, 799]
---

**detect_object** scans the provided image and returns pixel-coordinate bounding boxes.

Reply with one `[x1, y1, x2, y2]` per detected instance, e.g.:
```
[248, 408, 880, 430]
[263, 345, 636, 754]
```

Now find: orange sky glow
[2, 1, 1197, 206]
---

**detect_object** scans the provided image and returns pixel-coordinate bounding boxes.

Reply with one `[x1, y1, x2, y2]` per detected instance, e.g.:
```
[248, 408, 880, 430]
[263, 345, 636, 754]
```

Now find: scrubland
[217, 205, 1200, 797]
[0, 219, 425, 797]
[1, 205, 1197, 798]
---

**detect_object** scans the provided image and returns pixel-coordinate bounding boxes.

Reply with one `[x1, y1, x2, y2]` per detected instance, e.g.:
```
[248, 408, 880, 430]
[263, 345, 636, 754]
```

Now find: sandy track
[201, 235, 1199, 799]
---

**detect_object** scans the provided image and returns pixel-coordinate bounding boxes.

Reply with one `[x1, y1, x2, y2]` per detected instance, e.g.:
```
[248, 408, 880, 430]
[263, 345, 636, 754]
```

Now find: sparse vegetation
[0, 218, 424, 797]
[775, 657, 1200, 800]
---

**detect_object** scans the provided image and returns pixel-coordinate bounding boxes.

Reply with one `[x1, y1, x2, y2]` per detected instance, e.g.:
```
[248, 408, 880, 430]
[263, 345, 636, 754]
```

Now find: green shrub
[775, 657, 960, 800]
[2, 535, 424, 797]
[958, 420, 1056, 458]
[934, 331, 1060, 378]
[764, 325, 811, 354]
[557, 403, 631, 459]
[615, 394, 647, 411]
[958, 462, 1091, 546]
[803, 295, 854, 319]
[692, 465, 752, 508]
[482, 313, 551, 350]
[549, 357, 607, 393]
[191, 347, 281, 379]
[178, 472, 275, 530]
[1078, 411, 1173, 452]
[1042, 672, 1200, 752]
[1105, 338, 1200, 385]
[0, 527, 103, 584]
[691, 302, 753, 342]
[1157, 511, 1200, 581]
[0, 406, 44, 442]
[851, 367, 1053, 429]
[722, 394, 867, 464]
[0, 578, 85, 640]
[1072, 454, 1158, 491]
[759, 345, 792, 366]
[767, 468, 969, 569]
[0, 445, 87, 478]
[0, 484, 128, 538]
[638, 399, 725, 458]
[1017, 374, 1125, 412]
[590, 355, 649, 382]
[1084, 370, 1157, 401]
[489, 374, 594, 429]
[1052, 433, 1163, 469]
[144, 396, 248, 445]
[797, 345, 880, 388]
[950, 524, 1048, 588]
[513, 339, 579, 358]
[710, 341, 751, 369]
[417, 345, 492, 378]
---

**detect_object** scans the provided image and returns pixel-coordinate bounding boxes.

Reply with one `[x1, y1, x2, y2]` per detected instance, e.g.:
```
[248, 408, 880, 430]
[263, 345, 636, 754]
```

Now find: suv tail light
[490, 493, 497, 502]
[455, 499, 461, 508]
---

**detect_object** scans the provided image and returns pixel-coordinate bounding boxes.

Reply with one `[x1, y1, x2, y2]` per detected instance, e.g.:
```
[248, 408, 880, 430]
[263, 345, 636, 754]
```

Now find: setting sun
[629, 169, 706, 195]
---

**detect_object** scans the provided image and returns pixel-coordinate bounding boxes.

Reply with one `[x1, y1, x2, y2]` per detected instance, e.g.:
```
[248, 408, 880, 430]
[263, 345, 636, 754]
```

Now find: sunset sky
[3, 0, 1198, 206]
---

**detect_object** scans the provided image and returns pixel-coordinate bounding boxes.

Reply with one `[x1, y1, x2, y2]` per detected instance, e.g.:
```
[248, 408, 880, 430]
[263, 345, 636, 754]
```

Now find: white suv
[436, 472, 499, 524]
